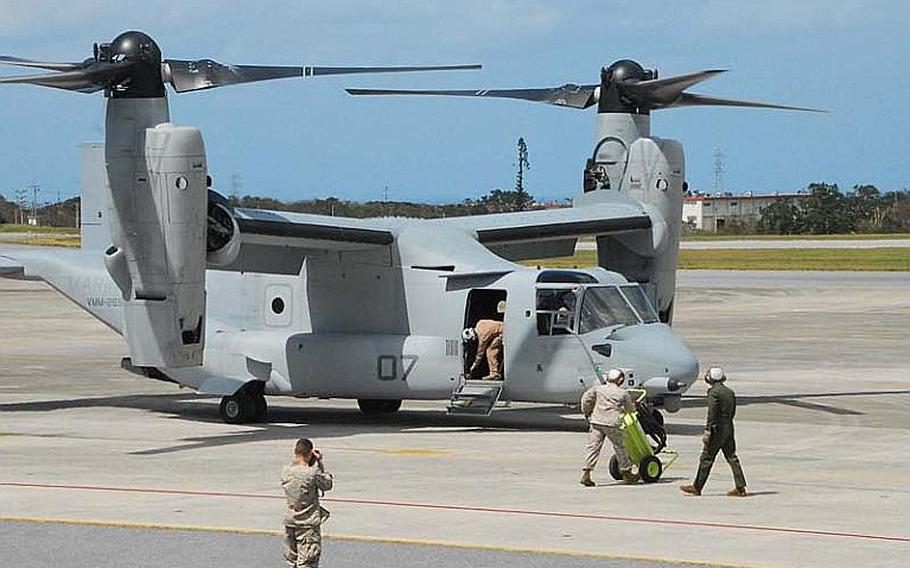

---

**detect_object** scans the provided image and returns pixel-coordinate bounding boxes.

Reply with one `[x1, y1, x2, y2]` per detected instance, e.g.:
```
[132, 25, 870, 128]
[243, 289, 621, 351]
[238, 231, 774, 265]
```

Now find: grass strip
[523, 248, 910, 271]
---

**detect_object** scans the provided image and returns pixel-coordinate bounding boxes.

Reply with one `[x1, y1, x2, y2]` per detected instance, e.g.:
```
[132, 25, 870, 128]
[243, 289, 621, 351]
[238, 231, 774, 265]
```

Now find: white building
[682, 192, 808, 232]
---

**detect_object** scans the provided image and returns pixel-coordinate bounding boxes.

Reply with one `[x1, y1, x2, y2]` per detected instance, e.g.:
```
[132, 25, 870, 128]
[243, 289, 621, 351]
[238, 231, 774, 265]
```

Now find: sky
[0, 1, 907, 204]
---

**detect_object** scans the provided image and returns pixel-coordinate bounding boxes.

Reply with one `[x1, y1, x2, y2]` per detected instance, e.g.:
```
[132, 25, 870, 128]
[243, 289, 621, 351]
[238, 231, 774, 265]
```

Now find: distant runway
[576, 238, 910, 251]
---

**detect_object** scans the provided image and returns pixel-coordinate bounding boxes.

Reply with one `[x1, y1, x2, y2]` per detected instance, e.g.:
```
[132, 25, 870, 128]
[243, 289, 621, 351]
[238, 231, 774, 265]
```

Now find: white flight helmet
[606, 368, 625, 384]
[706, 366, 726, 383]
[462, 328, 477, 342]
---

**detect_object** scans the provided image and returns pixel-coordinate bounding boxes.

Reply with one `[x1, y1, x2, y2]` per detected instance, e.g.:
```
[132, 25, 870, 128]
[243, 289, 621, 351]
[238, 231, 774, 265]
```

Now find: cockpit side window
[536, 288, 578, 336]
[578, 287, 639, 334]
[620, 285, 659, 323]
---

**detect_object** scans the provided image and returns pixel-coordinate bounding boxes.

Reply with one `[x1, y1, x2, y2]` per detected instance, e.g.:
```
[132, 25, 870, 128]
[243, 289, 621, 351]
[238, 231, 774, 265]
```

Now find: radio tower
[713, 148, 726, 194]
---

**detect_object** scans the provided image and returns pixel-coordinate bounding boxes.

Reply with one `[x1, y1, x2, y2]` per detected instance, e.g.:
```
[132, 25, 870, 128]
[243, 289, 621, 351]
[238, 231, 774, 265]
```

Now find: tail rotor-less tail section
[347, 58, 825, 114]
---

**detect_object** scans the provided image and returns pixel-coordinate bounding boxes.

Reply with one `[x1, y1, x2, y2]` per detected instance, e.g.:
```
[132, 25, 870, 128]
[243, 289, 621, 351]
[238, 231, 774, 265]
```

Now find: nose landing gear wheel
[639, 455, 663, 483]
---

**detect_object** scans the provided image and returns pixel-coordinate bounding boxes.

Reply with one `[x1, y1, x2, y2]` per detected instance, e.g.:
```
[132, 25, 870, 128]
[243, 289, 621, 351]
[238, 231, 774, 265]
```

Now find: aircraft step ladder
[447, 379, 504, 416]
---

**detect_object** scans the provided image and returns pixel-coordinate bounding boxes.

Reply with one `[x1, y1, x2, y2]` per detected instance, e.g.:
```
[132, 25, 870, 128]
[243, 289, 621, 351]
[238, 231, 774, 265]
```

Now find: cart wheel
[608, 455, 623, 480]
[639, 455, 663, 483]
[651, 408, 665, 426]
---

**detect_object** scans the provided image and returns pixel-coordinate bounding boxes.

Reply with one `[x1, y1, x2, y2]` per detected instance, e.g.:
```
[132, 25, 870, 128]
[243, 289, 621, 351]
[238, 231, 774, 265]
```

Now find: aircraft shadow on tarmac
[0, 393, 700, 454]
[3, 389, 906, 456]
[681, 389, 910, 416]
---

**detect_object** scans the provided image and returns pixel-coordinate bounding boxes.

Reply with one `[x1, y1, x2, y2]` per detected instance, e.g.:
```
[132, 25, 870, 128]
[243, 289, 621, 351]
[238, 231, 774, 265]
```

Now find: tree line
[3, 183, 908, 235]
[0, 188, 537, 227]
[757, 183, 910, 234]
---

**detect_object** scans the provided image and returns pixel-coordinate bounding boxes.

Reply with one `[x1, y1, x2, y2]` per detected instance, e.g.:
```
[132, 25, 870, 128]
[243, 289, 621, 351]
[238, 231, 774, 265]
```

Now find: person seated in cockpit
[470, 301, 506, 381]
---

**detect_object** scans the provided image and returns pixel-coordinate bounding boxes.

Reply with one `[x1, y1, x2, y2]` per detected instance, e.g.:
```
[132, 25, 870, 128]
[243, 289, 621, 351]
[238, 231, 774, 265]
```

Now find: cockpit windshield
[620, 285, 659, 323]
[578, 287, 639, 334]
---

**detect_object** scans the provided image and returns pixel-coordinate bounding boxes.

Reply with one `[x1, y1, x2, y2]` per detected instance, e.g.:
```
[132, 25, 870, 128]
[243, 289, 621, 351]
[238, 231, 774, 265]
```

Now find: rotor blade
[307, 64, 480, 76]
[664, 93, 827, 112]
[164, 60, 303, 92]
[346, 84, 599, 109]
[165, 60, 482, 93]
[0, 69, 109, 93]
[620, 70, 727, 105]
[0, 55, 83, 72]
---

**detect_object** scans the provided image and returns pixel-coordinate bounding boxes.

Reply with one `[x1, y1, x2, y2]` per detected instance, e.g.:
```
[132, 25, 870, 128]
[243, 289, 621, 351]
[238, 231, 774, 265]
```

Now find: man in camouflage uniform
[281, 438, 334, 567]
[580, 368, 638, 486]
[681, 366, 748, 497]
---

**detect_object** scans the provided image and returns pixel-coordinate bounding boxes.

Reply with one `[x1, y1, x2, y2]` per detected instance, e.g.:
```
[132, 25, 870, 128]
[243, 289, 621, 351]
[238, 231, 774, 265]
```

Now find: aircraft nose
[594, 324, 699, 391]
[668, 340, 699, 389]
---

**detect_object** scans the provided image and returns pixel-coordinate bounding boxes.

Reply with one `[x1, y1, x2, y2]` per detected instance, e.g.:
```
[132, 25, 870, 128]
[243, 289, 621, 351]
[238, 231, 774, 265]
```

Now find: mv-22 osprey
[0, 32, 820, 424]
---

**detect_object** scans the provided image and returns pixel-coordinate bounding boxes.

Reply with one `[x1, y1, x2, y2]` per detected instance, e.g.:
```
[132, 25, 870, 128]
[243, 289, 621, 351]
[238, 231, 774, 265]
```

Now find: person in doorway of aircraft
[281, 438, 334, 568]
[680, 366, 748, 497]
[580, 368, 638, 486]
[470, 301, 506, 381]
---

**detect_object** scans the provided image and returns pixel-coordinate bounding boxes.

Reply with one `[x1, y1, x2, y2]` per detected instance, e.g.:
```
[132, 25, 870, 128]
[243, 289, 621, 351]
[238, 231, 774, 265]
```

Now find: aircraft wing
[221, 200, 651, 271]
[234, 207, 394, 247]
[431, 202, 652, 260]
[217, 207, 395, 274]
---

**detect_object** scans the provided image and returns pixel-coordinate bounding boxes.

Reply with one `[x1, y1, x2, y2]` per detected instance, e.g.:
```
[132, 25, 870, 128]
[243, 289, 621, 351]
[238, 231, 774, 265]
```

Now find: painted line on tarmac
[2, 481, 908, 544]
[0, 515, 750, 568]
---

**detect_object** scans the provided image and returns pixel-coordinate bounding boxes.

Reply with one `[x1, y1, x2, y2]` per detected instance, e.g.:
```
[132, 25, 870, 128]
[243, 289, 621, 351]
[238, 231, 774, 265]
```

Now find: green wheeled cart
[608, 389, 678, 483]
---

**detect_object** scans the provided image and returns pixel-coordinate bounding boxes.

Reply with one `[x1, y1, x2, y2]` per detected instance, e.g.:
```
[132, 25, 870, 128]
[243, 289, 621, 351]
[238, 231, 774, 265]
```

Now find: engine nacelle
[580, 113, 685, 324]
[104, 99, 207, 369]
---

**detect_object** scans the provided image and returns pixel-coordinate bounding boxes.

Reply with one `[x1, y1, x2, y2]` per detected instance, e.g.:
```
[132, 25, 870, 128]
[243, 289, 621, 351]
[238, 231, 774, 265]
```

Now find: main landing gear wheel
[639, 455, 663, 483]
[357, 399, 402, 417]
[219, 394, 249, 424]
[219, 390, 267, 424]
[608, 455, 623, 481]
[252, 393, 268, 422]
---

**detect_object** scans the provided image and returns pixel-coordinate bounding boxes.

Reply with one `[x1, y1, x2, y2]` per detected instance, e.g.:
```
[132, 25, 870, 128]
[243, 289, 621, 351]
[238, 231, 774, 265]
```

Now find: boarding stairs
[447, 378, 504, 416]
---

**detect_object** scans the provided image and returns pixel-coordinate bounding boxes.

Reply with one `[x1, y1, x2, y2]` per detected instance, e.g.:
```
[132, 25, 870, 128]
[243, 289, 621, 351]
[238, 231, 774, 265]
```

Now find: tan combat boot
[622, 472, 639, 484]
[679, 484, 701, 496]
[727, 487, 747, 497]
[580, 470, 595, 487]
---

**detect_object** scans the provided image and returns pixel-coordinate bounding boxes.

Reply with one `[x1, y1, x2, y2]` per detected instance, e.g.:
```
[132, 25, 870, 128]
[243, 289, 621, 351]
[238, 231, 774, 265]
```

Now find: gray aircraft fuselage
[10, 214, 698, 412]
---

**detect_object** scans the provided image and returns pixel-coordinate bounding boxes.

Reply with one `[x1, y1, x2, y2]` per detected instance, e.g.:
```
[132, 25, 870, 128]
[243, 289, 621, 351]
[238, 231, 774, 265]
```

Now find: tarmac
[1, 270, 908, 567]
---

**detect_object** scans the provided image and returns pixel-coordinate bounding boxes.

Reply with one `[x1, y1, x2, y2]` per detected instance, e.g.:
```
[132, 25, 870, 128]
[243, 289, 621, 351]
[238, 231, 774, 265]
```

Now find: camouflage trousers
[583, 424, 631, 473]
[284, 524, 321, 568]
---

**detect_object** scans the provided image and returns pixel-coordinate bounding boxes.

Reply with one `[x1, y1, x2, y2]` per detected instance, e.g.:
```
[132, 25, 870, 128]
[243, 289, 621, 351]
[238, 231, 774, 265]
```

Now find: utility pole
[14, 188, 28, 226]
[515, 137, 530, 211]
[28, 183, 40, 225]
[382, 184, 390, 217]
[230, 173, 241, 205]
[713, 148, 726, 194]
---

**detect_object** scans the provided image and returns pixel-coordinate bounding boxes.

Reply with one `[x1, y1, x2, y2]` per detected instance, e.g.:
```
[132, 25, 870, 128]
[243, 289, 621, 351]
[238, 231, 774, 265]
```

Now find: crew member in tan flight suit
[580, 368, 638, 486]
[470, 300, 506, 381]
[281, 438, 334, 568]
